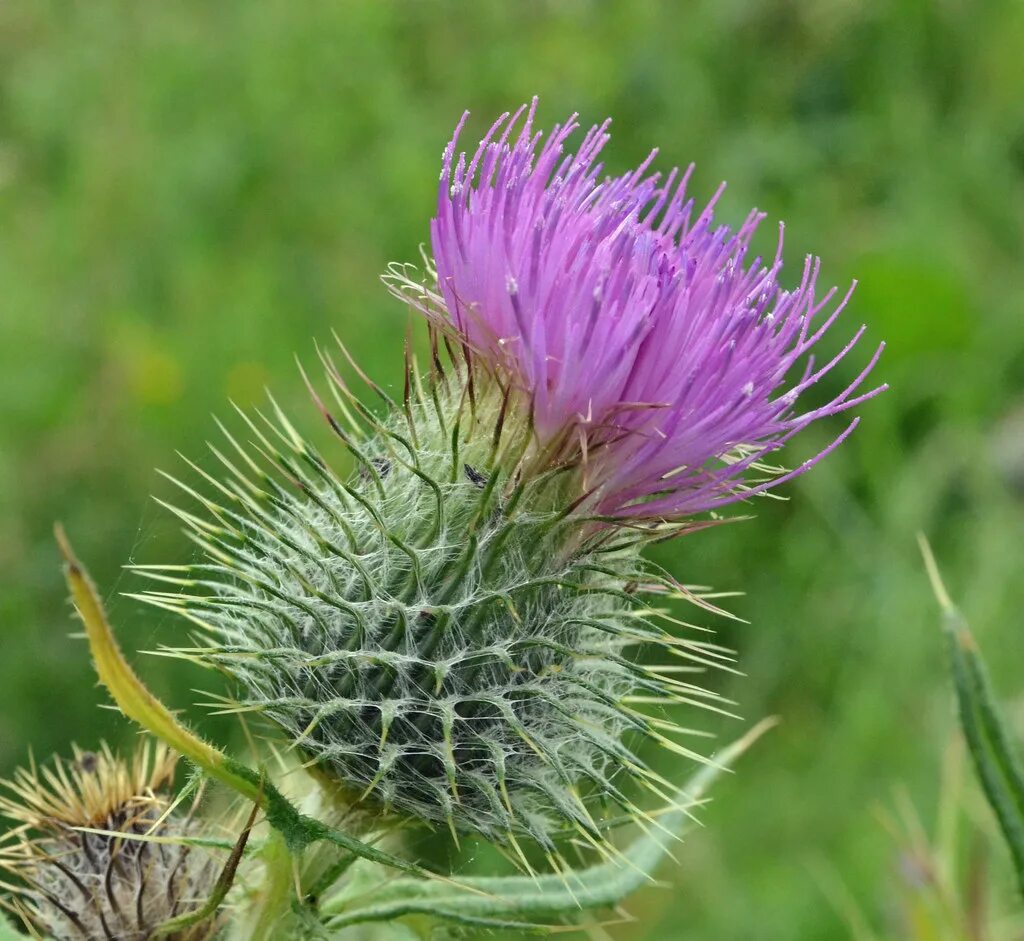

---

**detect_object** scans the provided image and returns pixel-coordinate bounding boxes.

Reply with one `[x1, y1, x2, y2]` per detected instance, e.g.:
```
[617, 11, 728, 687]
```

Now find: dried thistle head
[0, 741, 221, 940]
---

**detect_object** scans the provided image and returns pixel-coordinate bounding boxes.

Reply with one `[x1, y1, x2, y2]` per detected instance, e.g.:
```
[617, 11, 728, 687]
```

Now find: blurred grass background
[2, 0, 1024, 937]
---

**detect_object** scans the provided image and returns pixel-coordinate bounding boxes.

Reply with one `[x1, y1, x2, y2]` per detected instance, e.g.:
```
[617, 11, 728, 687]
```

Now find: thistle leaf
[55, 524, 249, 798]
[920, 536, 1024, 898]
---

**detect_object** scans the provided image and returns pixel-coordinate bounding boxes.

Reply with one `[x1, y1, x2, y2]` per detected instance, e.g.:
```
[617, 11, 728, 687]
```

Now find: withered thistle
[0, 742, 221, 940]
[133, 99, 884, 862]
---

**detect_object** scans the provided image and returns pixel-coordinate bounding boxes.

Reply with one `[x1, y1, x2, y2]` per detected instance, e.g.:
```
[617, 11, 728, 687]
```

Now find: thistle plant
[133, 101, 881, 853]
[6, 99, 885, 937]
[0, 742, 222, 940]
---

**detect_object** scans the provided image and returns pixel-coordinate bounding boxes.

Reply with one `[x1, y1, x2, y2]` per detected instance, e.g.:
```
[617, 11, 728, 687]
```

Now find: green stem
[243, 831, 296, 941]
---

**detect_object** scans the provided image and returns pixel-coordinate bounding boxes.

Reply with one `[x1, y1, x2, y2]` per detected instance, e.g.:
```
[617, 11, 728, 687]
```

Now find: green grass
[2, 1, 1024, 937]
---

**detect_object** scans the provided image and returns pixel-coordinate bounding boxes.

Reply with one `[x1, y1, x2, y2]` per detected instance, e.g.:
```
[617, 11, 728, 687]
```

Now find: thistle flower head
[140, 369, 730, 855]
[0, 742, 221, 940]
[141, 101, 884, 862]
[407, 99, 886, 518]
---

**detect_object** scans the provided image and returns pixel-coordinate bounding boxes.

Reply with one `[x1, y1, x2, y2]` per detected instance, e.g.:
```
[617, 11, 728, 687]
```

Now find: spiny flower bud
[138, 101, 882, 858]
[0, 742, 221, 940]
[138, 377, 721, 854]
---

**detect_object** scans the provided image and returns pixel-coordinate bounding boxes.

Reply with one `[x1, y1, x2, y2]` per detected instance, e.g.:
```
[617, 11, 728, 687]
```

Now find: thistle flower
[138, 102, 882, 860]
[394, 99, 886, 518]
[0, 742, 221, 940]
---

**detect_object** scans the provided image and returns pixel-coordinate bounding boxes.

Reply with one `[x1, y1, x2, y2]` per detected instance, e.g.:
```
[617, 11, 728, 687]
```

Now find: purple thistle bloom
[421, 100, 885, 519]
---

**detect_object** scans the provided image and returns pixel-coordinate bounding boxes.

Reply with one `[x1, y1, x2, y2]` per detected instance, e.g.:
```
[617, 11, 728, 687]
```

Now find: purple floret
[423, 99, 885, 519]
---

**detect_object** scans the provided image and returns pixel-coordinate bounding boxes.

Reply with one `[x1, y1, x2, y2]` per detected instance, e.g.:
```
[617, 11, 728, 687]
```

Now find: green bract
[137, 343, 734, 854]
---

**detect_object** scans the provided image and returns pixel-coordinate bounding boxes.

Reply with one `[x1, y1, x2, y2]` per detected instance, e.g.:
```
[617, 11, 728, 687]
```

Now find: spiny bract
[137, 356, 732, 853]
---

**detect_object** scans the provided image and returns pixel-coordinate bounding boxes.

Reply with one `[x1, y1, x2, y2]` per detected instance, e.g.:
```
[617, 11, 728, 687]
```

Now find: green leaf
[921, 536, 1024, 899]
[320, 719, 775, 932]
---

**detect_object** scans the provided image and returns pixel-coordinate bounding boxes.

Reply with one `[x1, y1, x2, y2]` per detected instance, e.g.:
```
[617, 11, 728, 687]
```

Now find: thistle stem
[240, 831, 296, 941]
